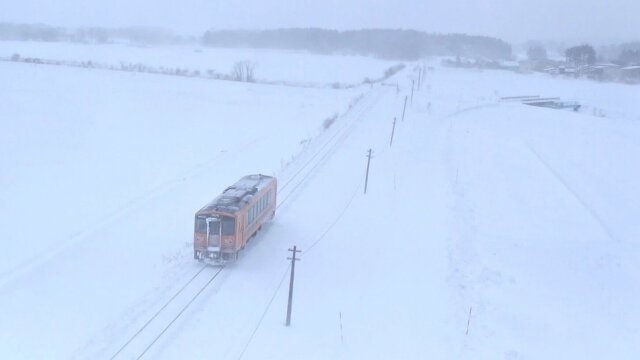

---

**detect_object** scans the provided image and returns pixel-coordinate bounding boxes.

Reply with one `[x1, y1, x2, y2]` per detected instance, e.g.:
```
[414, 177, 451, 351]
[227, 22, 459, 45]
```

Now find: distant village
[443, 44, 640, 84]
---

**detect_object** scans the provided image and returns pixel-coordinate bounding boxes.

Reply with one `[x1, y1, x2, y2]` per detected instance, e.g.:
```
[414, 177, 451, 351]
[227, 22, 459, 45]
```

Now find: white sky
[1, 0, 638, 43]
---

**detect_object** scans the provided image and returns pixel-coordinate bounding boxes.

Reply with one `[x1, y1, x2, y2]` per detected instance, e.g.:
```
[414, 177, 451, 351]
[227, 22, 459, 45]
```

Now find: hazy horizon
[1, 0, 639, 45]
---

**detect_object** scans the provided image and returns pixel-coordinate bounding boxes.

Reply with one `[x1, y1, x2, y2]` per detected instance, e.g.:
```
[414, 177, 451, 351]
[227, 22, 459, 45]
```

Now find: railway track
[107, 85, 388, 359]
[110, 266, 224, 359]
[276, 86, 389, 210]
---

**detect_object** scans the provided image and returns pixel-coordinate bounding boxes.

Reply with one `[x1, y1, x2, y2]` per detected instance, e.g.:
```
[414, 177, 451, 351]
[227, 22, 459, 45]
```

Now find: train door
[206, 216, 222, 251]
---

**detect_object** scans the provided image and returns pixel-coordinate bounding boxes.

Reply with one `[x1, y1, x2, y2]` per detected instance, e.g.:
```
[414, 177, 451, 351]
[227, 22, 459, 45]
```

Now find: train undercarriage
[194, 248, 239, 264]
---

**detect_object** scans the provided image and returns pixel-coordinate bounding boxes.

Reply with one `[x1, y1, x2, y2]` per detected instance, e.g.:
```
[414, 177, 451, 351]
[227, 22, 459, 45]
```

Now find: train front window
[221, 217, 235, 236]
[195, 217, 207, 233]
[197, 216, 235, 235]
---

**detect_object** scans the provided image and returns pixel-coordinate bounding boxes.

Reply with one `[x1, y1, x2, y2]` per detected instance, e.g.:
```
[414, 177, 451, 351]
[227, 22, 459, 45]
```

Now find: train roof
[197, 174, 275, 215]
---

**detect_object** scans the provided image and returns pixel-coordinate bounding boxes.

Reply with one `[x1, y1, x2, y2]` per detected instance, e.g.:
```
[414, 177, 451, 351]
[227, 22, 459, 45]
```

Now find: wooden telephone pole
[389, 117, 397, 147]
[401, 96, 408, 121]
[286, 246, 301, 326]
[411, 80, 415, 105]
[364, 149, 373, 194]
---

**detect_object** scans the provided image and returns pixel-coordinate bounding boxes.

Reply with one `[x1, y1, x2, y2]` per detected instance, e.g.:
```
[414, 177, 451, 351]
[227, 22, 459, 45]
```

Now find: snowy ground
[1, 43, 639, 359]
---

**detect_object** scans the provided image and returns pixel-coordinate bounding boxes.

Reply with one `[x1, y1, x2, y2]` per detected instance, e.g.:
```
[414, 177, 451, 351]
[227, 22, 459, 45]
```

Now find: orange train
[193, 174, 277, 263]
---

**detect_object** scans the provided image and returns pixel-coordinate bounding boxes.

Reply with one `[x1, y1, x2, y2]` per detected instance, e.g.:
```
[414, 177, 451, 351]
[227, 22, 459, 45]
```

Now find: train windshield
[220, 217, 236, 235]
[195, 216, 208, 233]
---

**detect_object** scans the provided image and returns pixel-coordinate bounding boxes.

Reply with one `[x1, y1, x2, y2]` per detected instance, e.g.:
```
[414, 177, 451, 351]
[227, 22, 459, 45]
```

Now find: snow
[1, 43, 639, 359]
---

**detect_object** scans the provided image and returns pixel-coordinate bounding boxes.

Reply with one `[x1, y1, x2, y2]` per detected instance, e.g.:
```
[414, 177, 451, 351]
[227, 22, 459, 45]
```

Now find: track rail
[276, 86, 388, 210]
[110, 266, 225, 359]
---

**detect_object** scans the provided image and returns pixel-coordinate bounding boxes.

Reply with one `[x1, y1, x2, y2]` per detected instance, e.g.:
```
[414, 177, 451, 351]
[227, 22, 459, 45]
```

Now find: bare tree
[232, 61, 245, 81]
[565, 44, 596, 67]
[243, 61, 255, 82]
[231, 61, 256, 82]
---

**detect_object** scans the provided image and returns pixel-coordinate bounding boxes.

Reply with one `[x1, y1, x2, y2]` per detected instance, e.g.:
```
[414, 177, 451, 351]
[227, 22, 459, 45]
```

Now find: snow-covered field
[1, 42, 639, 359]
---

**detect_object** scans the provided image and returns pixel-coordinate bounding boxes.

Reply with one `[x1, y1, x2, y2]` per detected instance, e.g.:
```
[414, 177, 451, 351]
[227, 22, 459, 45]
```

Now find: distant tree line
[565, 44, 596, 66]
[562, 43, 640, 67]
[526, 41, 640, 68]
[0, 22, 187, 44]
[0, 23, 65, 42]
[618, 48, 640, 66]
[202, 29, 513, 61]
[598, 42, 640, 66]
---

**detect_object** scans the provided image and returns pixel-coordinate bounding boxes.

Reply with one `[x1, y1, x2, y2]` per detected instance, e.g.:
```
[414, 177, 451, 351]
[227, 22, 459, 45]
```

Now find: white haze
[1, 0, 639, 43]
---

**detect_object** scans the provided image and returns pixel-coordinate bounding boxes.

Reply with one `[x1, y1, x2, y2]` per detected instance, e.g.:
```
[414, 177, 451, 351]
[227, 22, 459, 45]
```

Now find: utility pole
[418, 68, 422, 90]
[364, 149, 373, 194]
[411, 80, 415, 105]
[389, 117, 396, 147]
[286, 246, 301, 327]
[401, 95, 408, 121]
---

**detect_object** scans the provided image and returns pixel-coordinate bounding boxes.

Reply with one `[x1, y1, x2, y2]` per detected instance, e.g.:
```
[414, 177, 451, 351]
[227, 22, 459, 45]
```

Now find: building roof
[198, 174, 274, 214]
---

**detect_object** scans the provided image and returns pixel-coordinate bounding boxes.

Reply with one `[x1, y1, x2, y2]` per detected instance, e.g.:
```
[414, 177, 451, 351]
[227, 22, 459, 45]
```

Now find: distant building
[500, 60, 520, 71]
[519, 59, 558, 73]
[581, 64, 621, 81]
[559, 66, 578, 76]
